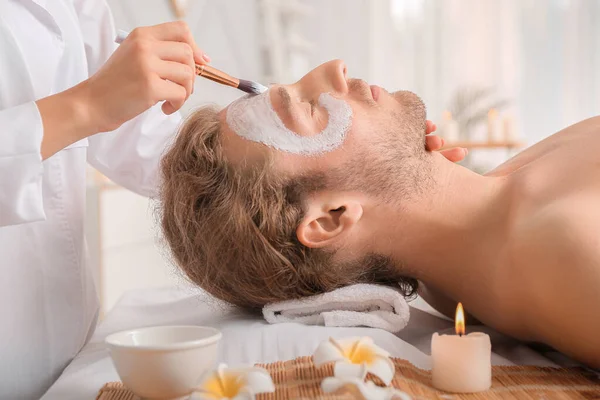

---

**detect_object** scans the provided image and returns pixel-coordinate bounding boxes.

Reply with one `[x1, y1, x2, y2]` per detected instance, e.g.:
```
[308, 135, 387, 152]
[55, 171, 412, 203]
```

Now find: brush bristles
[238, 79, 268, 95]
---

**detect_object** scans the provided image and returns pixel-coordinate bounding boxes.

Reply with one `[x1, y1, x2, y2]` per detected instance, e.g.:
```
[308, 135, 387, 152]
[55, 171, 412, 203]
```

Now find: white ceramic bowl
[105, 325, 222, 400]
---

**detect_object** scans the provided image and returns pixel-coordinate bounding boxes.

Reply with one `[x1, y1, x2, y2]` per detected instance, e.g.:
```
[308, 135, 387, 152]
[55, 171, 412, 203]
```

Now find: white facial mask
[226, 90, 352, 155]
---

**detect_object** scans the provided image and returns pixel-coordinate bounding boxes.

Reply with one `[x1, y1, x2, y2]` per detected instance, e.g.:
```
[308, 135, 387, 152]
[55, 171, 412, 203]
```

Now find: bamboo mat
[97, 356, 600, 400]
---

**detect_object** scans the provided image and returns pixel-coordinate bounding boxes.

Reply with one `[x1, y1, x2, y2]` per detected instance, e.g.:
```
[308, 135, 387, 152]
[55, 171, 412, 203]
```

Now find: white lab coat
[0, 0, 180, 398]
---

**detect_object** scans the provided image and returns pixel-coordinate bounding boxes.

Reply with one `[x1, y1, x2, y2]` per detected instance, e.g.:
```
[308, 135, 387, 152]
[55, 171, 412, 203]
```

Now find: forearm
[36, 81, 98, 160]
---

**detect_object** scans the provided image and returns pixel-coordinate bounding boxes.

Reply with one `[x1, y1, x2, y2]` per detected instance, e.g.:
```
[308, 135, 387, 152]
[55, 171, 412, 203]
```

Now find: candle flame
[455, 302, 465, 336]
[443, 111, 453, 120]
[488, 109, 498, 118]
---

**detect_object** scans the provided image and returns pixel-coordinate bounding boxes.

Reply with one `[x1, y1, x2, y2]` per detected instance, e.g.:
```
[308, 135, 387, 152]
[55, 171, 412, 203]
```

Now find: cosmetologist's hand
[83, 21, 209, 133]
[425, 120, 468, 163]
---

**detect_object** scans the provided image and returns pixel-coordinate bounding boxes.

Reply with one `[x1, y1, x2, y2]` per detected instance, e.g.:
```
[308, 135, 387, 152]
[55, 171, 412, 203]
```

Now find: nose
[295, 59, 348, 96]
[323, 59, 348, 93]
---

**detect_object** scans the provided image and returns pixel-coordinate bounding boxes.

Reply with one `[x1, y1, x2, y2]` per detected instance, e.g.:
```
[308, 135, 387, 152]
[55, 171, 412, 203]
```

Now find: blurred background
[89, 0, 600, 315]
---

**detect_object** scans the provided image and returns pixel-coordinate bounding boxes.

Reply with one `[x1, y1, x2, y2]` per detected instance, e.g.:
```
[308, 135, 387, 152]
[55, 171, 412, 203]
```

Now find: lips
[370, 85, 380, 102]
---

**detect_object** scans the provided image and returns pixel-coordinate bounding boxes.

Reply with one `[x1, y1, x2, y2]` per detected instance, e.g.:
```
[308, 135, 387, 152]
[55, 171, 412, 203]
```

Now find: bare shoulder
[513, 203, 600, 292]
[549, 115, 600, 139]
[578, 114, 600, 131]
[564, 114, 600, 129]
[510, 205, 600, 366]
[487, 115, 600, 177]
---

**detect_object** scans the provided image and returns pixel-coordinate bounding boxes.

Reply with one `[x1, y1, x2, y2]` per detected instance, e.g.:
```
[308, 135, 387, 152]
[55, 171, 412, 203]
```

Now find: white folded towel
[262, 284, 410, 333]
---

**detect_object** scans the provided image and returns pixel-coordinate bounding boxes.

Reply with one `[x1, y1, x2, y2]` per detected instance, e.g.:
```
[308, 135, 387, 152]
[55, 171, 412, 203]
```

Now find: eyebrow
[277, 86, 292, 117]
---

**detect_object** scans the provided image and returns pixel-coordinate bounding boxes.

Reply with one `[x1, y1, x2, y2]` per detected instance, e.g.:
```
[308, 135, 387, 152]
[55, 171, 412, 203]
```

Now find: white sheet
[41, 286, 582, 400]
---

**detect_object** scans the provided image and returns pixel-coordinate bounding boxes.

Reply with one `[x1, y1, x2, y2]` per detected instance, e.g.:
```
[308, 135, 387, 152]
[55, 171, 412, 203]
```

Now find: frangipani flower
[322, 377, 411, 400]
[193, 363, 275, 400]
[313, 337, 395, 385]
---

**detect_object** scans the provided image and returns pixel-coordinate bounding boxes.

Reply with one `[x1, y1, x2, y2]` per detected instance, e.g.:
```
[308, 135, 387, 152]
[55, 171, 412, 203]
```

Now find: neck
[370, 153, 512, 300]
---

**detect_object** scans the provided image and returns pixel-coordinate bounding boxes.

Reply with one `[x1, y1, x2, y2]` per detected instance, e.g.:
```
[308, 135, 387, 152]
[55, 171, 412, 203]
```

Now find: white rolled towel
[262, 284, 410, 333]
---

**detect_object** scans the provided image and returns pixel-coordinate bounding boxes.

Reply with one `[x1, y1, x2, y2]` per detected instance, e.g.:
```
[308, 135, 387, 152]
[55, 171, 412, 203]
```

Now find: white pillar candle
[431, 303, 492, 393]
[487, 109, 503, 143]
[502, 116, 518, 142]
[442, 111, 460, 143]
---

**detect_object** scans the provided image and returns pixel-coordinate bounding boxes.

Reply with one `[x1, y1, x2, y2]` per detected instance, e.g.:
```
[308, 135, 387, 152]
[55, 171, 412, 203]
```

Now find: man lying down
[159, 60, 600, 368]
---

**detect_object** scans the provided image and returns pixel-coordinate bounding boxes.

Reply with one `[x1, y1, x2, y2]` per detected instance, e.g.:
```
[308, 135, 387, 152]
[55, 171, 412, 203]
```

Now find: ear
[296, 196, 363, 249]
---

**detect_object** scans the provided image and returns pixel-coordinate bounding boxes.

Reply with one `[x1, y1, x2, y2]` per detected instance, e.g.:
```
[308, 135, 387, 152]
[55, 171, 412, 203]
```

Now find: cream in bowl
[105, 325, 222, 400]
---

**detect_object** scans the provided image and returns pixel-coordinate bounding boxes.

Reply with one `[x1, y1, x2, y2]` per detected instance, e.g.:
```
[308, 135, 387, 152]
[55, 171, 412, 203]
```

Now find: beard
[330, 89, 432, 204]
[391, 90, 427, 133]
[388, 90, 428, 161]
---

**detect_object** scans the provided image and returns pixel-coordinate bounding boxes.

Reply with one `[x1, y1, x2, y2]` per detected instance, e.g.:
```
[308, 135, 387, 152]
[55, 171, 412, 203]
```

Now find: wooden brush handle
[195, 64, 240, 88]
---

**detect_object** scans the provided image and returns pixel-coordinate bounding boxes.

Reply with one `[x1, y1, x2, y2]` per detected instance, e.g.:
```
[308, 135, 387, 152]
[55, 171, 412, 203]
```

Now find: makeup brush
[115, 30, 267, 95]
[194, 64, 267, 95]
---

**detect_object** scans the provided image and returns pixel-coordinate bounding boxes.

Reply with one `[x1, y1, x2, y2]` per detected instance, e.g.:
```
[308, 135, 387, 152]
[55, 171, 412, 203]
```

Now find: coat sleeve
[74, 0, 181, 198]
[0, 102, 46, 227]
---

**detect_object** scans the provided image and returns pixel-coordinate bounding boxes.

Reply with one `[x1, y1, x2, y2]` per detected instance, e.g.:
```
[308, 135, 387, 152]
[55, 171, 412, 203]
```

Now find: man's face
[220, 59, 427, 179]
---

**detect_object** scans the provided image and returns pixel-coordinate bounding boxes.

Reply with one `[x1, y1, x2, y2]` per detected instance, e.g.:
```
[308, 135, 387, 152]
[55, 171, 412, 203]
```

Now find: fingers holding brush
[145, 21, 209, 104]
[146, 21, 211, 65]
[159, 80, 188, 115]
[97, 21, 210, 124]
[129, 21, 210, 114]
[155, 60, 195, 103]
[155, 41, 197, 73]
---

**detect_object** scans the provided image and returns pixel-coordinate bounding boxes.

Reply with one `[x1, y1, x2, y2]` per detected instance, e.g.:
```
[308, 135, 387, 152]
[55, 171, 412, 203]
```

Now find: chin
[392, 90, 427, 127]
[392, 90, 425, 109]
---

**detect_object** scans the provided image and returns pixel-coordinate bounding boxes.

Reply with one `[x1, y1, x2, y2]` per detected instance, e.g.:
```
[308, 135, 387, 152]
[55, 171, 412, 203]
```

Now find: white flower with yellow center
[193, 364, 275, 400]
[322, 377, 411, 400]
[313, 337, 395, 385]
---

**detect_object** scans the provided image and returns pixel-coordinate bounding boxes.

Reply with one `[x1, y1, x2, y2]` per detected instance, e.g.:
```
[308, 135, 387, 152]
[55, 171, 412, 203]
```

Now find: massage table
[41, 286, 589, 400]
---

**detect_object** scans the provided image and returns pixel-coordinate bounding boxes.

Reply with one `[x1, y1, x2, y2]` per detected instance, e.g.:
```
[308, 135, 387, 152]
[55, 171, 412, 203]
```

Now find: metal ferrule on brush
[195, 64, 239, 89]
